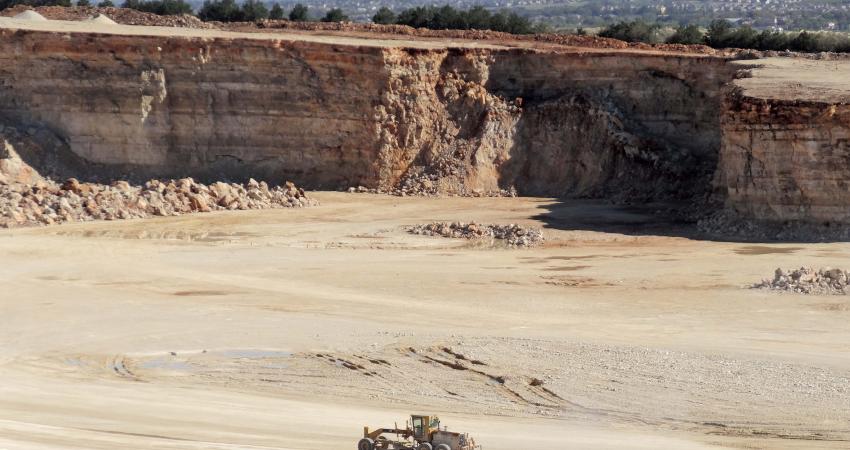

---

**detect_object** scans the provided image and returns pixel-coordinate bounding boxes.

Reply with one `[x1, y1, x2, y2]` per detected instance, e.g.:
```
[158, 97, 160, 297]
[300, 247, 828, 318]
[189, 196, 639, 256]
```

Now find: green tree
[755, 30, 790, 50]
[790, 31, 819, 52]
[465, 5, 490, 29]
[396, 6, 434, 28]
[666, 24, 704, 45]
[289, 3, 308, 21]
[432, 4, 461, 29]
[97, 0, 113, 5]
[505, 12, 533, 34]
[268, 2, 284, 20]
[372, 6, 395, 24]
[197, 0, 241, 21]
[598, 20, 661, 43]
[122, 0, 192, 15]
[704, 19, 733, 48]
[77, 0, 91, 6]
[240, 0, 268, 21]
[321, 7, 347, 22]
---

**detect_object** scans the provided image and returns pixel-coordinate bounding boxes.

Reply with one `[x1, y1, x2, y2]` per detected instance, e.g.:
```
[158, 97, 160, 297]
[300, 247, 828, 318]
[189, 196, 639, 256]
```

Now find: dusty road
[1, 193, 849, 449]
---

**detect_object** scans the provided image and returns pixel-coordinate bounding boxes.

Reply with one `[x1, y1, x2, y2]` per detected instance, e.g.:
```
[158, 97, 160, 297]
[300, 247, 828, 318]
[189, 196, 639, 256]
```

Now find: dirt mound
[1, 6, 210, 28]
[407, 221, 543, 247]
[84, 13, 117, 25]
[0, 177, 315, 228]
[753, 267, 849, 295]
[12, 10, 47, 21]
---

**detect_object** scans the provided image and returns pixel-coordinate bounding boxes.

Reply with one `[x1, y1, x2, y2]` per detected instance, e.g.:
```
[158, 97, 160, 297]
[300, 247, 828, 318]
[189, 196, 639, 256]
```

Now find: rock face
[0, 22, 847, 226]
[715, 58, 850, 226]
[718, 96, 850, 224]
[0, 23, 737, 201]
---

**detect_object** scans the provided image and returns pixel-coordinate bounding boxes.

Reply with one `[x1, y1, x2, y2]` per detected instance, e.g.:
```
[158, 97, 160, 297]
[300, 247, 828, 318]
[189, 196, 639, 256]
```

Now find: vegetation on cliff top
[599, 19, 850, 52]
[2, 0, 849, 52]
[384, 5, 539, 35]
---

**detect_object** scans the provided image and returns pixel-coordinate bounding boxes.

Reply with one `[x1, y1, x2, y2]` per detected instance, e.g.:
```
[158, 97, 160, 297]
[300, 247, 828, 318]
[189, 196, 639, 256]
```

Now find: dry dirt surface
[733, 57, 850, 103]
[1, 193, 849, 450]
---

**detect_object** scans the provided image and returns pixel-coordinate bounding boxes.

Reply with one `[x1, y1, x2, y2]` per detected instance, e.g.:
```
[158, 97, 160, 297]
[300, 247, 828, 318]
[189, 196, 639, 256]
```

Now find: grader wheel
[417, 444, 433, 450]
[434, 445, 450, 450]
[357, 438, 375, 450]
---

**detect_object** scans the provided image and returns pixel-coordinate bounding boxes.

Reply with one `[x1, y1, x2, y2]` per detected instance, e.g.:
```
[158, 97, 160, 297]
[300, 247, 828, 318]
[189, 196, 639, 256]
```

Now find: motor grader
[358, 415, 481, 450]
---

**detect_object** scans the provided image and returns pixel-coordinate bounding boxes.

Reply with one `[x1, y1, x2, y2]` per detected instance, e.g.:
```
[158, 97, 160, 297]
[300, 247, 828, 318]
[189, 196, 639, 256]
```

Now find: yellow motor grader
[358, 415, 481, 450]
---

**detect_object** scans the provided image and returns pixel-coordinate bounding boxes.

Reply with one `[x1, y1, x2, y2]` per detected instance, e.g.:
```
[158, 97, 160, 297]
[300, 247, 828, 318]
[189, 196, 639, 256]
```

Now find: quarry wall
[1, 23, 847, 225]
[718, 96, 850, 224]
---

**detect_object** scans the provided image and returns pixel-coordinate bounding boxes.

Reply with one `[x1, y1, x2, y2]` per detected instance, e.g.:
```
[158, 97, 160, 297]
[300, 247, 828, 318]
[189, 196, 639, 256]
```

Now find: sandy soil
[1, 192, 849, 449]
[733, 58, 850, 103]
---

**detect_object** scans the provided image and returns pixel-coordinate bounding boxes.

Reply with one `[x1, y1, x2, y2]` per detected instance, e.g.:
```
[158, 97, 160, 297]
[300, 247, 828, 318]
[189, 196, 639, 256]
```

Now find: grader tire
[357, 438, 375, 450]
[417, 444, 433, 450]
[435, 445, 450, 450]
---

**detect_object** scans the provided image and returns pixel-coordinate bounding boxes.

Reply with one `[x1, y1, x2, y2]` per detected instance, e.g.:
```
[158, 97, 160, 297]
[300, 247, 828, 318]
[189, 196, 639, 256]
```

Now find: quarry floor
[1, 192, 849, 450]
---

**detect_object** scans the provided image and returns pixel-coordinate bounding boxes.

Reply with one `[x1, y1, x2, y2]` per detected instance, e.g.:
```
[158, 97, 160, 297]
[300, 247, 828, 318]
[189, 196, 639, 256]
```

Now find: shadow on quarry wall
[498, 94, 712, 202]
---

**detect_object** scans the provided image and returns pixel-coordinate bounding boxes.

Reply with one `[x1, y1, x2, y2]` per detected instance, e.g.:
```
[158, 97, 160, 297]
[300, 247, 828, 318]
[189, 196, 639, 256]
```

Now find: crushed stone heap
[407, 222, 543, 247]
[753, 267, 850, 295]
[0, 177, 315, 228]
[348, 184, 517, 198]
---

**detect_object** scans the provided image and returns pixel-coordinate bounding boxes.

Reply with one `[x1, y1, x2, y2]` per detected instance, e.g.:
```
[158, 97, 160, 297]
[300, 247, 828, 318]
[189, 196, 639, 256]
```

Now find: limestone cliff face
[717, 95, 850, 224]
[375, 49, 739, 198]
[0, 29, 388, 187]
[0, 27, 740, 201]
[4, 26, 848, 226]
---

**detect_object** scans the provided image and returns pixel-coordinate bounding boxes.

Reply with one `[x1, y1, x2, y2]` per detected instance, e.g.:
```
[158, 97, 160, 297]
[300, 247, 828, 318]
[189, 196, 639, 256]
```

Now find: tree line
[372, 5, 539, 35]
[3, 0, 849, 52]
[196, 0, 348, 23]
[600, 19, 850, 53]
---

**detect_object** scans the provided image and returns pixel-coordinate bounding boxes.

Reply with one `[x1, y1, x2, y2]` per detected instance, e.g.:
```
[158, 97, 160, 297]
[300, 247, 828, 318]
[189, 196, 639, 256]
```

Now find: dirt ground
[1, 192, 849, 449]
[733, 57, 850, 103]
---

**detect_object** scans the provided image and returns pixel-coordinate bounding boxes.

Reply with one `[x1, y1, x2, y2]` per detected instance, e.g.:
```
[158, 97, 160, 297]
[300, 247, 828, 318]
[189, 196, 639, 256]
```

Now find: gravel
[406, 221, 543, 247]
[0, 177, 316, 229]
[753, 267, 850, 295]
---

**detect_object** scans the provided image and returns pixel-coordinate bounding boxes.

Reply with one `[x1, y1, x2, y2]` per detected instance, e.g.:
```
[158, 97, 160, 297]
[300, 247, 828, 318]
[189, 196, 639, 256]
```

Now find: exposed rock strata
[718, 95, 850, 224]
[0, 22, 847, 228]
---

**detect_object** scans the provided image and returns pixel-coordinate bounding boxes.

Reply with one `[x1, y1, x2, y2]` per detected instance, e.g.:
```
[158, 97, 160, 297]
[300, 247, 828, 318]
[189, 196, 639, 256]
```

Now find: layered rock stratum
[0, 14, 847, 231]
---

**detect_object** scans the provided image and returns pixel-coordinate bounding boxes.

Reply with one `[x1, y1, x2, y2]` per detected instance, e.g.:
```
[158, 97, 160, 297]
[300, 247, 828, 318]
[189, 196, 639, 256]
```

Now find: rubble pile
[0, 177, 315, 228]
[347, 184, 516, 198]
[753, 267, 850, 295]
[407, 221, 543, 247]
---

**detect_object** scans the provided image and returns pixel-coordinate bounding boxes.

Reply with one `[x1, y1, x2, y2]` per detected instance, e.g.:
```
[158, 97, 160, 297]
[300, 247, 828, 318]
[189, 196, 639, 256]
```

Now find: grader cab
[358, 414, 481, 450]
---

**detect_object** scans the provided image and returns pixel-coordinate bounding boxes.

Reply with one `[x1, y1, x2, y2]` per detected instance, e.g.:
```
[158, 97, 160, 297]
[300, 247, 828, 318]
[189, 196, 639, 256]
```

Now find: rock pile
[0, 177, 315, 228]
[407, 221, 543, 247]
[347, 184, 516, 198]
[753, 267, 850, 295]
